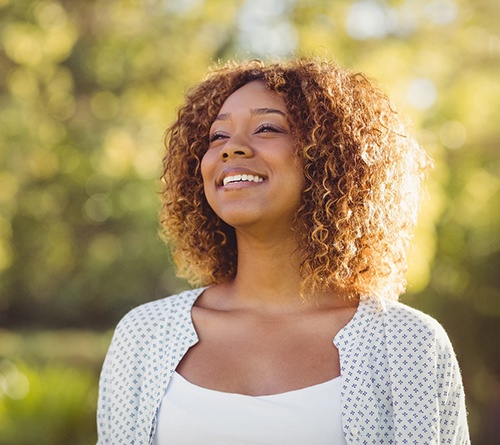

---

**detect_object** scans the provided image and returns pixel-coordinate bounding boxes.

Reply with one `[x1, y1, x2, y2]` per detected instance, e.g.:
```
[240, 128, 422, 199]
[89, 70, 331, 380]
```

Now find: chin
[219, 213, 262, 229]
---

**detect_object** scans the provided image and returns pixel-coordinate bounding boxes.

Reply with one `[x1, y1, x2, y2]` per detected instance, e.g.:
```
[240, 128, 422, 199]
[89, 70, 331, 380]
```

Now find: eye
[209, 131, 228, 143]
[255, 123, 283, 134]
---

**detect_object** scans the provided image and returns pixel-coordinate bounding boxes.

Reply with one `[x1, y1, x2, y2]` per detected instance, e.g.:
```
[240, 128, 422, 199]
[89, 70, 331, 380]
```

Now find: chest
[175, 308, 353, 396]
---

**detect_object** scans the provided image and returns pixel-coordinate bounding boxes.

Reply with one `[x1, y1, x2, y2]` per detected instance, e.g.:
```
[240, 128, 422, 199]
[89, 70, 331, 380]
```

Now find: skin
[201, 80, 305, 238]
[176, 81, 358, 396]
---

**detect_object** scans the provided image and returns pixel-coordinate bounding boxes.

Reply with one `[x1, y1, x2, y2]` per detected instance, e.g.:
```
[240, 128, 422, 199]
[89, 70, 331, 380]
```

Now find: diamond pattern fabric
[97, 288, 469, 444]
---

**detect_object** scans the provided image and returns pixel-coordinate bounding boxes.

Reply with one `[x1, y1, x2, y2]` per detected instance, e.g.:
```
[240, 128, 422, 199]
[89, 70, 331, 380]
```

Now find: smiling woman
[160, 59, 427, 300]
[97, 58, 470, 444]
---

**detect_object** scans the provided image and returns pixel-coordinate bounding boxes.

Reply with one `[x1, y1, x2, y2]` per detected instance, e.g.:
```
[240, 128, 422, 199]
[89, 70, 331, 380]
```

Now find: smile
[222, 174, 265, 186]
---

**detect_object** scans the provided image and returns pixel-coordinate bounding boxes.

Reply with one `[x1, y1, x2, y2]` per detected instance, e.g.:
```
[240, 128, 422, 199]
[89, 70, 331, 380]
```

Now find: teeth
[222, 174, 264, 186]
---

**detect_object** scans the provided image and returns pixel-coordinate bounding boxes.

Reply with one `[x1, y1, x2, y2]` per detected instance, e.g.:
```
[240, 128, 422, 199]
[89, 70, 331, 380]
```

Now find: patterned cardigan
[97, 288, 470, 444]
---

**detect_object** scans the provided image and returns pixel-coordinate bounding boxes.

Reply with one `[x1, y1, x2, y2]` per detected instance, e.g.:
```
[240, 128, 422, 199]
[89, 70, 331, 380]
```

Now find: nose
[220, 135, 253, 161]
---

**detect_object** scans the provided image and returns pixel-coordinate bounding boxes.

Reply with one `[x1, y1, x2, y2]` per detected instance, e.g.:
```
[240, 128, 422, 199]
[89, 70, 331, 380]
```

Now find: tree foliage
[0, 0, 498, 442]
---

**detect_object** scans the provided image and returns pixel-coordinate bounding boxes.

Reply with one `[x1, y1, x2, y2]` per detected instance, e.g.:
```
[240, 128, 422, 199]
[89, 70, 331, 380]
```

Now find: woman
[97, 58, 470, 444]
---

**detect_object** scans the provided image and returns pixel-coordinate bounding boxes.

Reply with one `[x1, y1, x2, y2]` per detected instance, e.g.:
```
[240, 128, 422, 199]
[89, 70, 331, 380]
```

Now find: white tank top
[153, 372, 347, 445]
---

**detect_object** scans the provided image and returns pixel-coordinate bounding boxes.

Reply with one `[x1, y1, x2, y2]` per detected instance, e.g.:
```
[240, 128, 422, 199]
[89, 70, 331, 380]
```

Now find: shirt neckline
[172, 370, 341, 400]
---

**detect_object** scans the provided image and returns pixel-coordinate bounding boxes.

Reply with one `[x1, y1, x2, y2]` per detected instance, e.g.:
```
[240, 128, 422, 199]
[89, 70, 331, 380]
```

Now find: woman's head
[200, 79, 305, 238]
[160, 58, 430, 300]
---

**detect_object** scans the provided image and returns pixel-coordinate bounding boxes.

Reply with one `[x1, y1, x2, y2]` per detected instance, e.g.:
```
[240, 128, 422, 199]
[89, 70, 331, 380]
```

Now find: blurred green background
[0, 0, 498, 443]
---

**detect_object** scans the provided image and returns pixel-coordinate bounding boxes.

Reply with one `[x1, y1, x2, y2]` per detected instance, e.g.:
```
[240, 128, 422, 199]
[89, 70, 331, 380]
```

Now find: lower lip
[220, 180, 265, 190]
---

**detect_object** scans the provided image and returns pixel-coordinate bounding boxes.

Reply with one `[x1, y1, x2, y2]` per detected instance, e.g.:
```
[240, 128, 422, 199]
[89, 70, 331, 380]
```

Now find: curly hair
[160, 58, 430, 300]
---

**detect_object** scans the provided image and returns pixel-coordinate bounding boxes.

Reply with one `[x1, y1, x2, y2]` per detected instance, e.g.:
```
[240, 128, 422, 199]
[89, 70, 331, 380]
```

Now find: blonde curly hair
[160, 58, 430, 300]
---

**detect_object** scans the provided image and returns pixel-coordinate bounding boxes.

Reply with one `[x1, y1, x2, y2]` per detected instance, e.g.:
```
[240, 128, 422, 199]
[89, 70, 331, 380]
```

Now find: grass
[0, 329, 112, 445]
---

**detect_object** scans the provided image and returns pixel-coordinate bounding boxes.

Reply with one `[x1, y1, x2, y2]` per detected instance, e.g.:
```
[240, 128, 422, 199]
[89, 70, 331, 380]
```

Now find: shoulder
[377, 298, 451, 345]
[347, 296, 456, 357]
[112, 287, 204, 340]
[357, 297, 457, 363]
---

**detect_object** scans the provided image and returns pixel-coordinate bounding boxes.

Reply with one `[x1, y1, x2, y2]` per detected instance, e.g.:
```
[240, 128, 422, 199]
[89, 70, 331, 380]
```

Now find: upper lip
[217, 167, 267, 187]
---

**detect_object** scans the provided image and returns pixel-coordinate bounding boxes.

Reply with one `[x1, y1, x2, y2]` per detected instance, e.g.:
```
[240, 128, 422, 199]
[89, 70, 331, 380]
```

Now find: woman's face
[201, 80, 305, 233]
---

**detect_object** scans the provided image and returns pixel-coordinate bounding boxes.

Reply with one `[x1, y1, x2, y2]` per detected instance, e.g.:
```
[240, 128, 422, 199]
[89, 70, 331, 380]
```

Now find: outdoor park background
[0, 0, 499, 443]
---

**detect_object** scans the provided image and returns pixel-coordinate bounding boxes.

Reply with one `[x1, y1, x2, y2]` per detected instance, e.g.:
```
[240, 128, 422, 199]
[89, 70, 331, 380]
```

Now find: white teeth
[222, 174, 264, 186]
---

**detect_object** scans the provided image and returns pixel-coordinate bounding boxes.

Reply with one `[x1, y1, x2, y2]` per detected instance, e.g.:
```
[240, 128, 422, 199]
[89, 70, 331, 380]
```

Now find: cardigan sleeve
[96, 317, 128, 444]
[96, 302, 161, 445]
[380, 300, 471, 445]
[435, 330, 470, 444]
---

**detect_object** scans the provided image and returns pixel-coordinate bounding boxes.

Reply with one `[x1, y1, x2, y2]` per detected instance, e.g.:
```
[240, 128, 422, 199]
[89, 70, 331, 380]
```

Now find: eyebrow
[214, 108, 287, 121]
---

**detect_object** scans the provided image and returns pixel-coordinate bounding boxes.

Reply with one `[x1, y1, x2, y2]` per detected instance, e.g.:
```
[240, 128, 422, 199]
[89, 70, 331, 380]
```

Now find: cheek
[200, 154, 216, 205]
[200, 153, 212, 186]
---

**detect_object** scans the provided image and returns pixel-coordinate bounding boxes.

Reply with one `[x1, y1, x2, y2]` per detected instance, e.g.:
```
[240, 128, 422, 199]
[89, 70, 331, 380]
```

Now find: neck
[211, 227, 313, 315]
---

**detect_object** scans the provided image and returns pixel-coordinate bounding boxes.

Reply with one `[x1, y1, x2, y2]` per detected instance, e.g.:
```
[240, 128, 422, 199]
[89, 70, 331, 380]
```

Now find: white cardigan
[97, 288, 470, 444]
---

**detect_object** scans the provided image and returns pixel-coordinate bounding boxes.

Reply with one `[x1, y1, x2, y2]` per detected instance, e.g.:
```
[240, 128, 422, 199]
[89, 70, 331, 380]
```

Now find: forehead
[218, 80, 287, 114]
